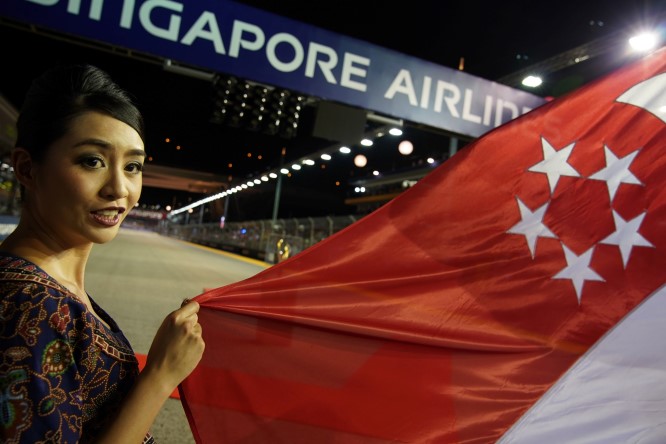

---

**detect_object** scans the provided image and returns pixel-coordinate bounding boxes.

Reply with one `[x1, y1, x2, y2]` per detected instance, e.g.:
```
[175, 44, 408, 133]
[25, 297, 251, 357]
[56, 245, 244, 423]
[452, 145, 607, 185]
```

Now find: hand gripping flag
[180, 47, 666, 443]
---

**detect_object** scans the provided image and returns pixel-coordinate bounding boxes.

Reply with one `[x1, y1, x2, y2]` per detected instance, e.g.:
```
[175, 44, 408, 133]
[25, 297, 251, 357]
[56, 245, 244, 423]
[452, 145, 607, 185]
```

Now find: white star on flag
[527, 138, 580, 193]
[599, 210, 654, 267]
[506, 198, 557, 258]
[552, 244, 605, 304]
[588, 146, 642, 201]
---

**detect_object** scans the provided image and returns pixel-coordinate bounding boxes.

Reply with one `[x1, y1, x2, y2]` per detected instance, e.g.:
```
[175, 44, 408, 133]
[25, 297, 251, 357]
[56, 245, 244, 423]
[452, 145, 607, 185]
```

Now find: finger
[179, 300, 200, 316]
[184, 313, 198, 327]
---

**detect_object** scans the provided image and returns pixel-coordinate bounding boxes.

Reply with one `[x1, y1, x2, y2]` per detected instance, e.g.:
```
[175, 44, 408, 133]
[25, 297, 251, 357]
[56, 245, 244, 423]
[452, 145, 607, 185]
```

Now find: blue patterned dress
[0, 253, 155, 443]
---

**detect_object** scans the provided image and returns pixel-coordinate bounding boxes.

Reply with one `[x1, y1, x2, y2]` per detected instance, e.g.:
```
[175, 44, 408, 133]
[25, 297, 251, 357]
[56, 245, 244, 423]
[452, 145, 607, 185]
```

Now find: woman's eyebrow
[73, 139, 147, 158]
[126, 148, 147, 158]
[73, 138, 110, 148]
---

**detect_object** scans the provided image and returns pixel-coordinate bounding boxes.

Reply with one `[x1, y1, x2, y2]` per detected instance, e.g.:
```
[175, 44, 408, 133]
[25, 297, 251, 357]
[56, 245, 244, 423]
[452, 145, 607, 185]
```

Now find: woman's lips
[90, 209, 123, 226]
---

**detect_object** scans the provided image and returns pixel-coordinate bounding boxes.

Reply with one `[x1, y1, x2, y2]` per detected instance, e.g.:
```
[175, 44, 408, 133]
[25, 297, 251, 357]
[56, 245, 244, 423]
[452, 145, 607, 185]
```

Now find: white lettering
[181, 11, 225, 54]
[383, 71, 535, 130]
[305, 42, 337, 84]
[139, 0, 183, 42]
[88, 0, 105, 20]
[266, 33, 303, 72]
[340, 53, 369, 92]
[120, 0, 135, 28]
[495, 99, 519, 126]
[66, 0, 81, 13]
[229, 20, 264, 58]
[434, 81, 460, 116]
[26, 0, 58, 5]
[384, 69, 418, 105]
[462, 88, 481, 123]
[420, 76, 431, 109]
[483, 95, 493, 125]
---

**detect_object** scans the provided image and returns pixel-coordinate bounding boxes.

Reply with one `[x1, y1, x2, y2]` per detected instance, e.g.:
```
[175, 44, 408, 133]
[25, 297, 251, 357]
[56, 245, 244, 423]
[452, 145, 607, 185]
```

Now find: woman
[0, 63, 205, 443]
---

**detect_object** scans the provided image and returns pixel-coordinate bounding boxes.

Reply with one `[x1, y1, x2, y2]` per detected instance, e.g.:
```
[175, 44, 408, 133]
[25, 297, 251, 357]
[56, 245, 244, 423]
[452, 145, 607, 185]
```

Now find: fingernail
[181, 298, 191, 307]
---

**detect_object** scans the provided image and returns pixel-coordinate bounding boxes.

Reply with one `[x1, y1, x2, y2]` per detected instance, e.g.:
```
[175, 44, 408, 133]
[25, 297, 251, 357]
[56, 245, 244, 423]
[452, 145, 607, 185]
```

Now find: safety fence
[158, 215, 363, 264]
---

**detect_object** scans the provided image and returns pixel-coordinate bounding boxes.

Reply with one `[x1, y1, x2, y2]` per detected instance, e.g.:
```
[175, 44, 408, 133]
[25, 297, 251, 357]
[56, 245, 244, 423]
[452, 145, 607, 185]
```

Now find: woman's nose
[100, 167, 129, 200]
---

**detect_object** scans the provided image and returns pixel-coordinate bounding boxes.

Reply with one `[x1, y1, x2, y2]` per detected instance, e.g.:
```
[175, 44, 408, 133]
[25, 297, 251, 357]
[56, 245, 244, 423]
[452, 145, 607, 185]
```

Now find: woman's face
[29, 111, 145, 247]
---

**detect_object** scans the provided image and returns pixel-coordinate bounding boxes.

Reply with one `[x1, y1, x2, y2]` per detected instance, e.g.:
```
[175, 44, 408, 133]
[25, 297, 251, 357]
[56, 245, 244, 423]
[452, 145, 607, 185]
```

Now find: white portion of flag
[499, 285, 666, 443]
[616, 71, 666, 123]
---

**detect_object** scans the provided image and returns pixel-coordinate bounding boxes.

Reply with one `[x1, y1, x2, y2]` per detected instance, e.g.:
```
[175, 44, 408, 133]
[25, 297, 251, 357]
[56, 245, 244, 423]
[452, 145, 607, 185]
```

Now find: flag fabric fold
[180, 48, 666, 443]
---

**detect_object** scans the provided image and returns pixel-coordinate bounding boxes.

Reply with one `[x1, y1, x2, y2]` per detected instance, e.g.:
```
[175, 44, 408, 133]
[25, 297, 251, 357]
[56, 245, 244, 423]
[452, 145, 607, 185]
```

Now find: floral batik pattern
[0, 253, 155, 443]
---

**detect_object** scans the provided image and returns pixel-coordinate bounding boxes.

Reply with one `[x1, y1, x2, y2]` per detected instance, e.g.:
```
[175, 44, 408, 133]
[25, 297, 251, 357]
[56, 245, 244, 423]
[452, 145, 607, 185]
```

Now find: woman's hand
[144, 300, 205, 394]
[97, 301, 205, 443]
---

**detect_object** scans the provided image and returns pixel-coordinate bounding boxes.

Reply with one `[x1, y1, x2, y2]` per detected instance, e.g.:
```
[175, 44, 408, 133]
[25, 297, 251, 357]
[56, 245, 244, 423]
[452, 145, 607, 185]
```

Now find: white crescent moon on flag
[616, 71, 666, 123]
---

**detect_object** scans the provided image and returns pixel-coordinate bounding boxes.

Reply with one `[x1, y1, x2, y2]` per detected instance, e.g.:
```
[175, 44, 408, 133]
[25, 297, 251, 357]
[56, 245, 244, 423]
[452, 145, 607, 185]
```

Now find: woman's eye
[81, 157, 104, 169]
[126, 162, 144, 174]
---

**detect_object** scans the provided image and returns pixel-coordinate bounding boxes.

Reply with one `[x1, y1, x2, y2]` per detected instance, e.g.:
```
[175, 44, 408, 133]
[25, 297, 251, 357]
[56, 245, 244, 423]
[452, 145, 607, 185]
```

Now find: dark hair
[15, 63, 145, 162]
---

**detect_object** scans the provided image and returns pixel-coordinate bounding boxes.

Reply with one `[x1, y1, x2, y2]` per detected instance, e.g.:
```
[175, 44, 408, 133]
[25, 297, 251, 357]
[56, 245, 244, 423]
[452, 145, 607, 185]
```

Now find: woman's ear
[11, 148, 36, 190]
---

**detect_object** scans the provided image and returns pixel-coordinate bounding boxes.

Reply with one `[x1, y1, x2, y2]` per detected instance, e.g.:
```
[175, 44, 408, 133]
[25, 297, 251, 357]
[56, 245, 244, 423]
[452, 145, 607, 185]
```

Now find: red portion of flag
[180, 49, 666, 443]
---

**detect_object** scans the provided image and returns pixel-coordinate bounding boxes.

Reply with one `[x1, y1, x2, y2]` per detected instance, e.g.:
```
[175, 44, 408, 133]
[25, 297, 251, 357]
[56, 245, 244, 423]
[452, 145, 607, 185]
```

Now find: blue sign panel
[0, 0, 547, 138]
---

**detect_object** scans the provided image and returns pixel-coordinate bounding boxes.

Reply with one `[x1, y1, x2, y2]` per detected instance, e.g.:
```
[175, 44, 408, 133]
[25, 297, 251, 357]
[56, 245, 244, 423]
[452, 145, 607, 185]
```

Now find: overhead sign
[0, 0, 547, 138]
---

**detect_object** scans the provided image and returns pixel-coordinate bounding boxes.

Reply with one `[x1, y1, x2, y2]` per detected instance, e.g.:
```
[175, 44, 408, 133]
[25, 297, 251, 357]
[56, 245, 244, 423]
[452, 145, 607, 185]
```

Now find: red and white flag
[180, 47, 666, 443]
